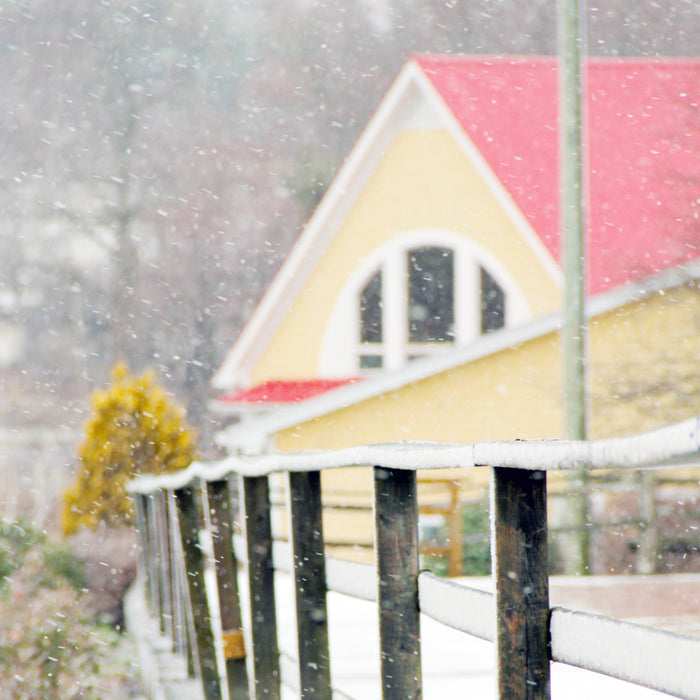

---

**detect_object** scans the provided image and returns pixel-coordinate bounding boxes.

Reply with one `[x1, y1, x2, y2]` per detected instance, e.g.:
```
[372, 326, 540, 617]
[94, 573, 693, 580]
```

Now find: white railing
[128, 416, 700, 700]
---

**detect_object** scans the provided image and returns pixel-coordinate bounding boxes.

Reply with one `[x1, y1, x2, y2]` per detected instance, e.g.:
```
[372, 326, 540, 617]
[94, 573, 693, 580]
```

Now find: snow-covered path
[270, 572, 674, 700]
[130, 567, 696, 699]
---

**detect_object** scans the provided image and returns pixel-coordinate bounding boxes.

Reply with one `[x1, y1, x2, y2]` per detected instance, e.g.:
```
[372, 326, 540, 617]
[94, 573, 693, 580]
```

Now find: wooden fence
[128, 417, 700, 700]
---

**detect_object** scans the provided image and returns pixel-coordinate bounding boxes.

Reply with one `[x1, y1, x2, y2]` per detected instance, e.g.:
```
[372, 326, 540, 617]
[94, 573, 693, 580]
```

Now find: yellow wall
[251, 129, 561, 384]
[589, 283, 700, 439]
[276, 333, 563, 451]
[244, 123, 700, 562]
[271, 285, 700, 561]
[273, 285, 700, 504]
[274, 284, 700, 451]
[275, 326, 563, 513]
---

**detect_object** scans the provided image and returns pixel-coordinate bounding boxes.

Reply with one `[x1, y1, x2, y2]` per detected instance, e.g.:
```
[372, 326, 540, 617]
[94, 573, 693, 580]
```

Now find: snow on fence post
[242, 475, 281, 699]
[492, 467, 550, 700]
[374, 466, 422, 700]
[288, 470, 332, 699]
[173, 483, 222, 700]
[206, 478, 249, 700]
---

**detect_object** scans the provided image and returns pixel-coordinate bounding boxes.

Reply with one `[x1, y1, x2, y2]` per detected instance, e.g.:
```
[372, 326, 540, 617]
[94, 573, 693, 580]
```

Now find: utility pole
[558, 0, 591, 574]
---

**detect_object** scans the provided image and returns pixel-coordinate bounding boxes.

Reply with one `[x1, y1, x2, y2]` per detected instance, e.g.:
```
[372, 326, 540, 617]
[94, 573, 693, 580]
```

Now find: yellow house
[211, 56, 700, 558]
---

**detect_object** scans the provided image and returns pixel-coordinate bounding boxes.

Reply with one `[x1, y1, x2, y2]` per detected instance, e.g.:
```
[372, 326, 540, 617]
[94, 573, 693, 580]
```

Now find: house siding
[251, 129, 560, 384]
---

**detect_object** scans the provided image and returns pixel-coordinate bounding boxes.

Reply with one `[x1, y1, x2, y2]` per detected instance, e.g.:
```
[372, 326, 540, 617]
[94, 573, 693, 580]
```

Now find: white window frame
[319, 229, 531, 376]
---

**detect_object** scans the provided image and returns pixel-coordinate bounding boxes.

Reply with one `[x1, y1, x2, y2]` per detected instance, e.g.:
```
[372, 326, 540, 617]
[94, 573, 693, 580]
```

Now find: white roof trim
[216, 259, 700, 452]
[207, 398, 285, 417]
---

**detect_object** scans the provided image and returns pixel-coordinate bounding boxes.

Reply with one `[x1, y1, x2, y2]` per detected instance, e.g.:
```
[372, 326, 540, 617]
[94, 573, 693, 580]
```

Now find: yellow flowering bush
[61, 363, 197, 535]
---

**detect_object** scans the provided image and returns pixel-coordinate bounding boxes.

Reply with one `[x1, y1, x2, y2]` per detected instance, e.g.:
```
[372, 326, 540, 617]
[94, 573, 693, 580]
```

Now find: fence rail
[128, 416, 700, 700]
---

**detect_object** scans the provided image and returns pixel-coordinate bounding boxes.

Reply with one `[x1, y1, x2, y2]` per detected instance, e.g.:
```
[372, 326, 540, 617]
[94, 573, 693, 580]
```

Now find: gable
[213, 55, 700, 393]
[213, 59, 561, 390]
[250, 126, 561, 383]
[212, 63, 438, 390]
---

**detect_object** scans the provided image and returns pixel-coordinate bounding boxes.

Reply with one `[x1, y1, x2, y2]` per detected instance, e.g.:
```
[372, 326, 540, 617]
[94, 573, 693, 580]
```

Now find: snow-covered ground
[270, 572, 673, 700]
[130, 567, 692, 699]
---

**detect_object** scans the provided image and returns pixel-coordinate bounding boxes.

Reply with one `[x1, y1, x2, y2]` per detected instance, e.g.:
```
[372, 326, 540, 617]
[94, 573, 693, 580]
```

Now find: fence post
[492, 467, 550, 700]
[149, 492, 164, 631]
[242, 475, 281, 699]
[207, 478, 249, 700]
[165, 491, 188, 667]
[636, 470, 658, 575]
[447, 479, 463, 577]
[133, 493, 154, 607]
[146, 494, 162, 621]
[374, 466, 422, 700]
[155, 490, 174, 638]
[164, 491, 180, 645]
[173, 483, 222, 700]
[170, 494, 198, 677]
[288, 470, 332, 700]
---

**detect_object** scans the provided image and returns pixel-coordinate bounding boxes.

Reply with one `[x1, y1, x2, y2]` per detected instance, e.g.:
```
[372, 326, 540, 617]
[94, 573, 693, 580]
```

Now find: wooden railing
[128, 417, 700, 700]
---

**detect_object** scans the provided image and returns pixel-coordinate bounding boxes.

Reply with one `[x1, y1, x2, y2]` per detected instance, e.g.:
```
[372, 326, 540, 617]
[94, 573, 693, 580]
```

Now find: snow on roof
[415, 55, 700, 296]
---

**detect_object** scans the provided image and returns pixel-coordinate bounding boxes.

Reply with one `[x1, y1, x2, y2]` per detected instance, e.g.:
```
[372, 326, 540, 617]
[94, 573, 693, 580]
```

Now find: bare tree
[1, 0, 698, 442]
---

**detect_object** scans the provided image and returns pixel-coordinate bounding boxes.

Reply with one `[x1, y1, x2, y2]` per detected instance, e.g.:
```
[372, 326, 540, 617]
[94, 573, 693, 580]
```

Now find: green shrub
[0, 520, 88, 593]
[422, 502, 563, 577]
[42, 545, 89, 591]
[461, 503, 491, 576]
[0, 521, 109, 696]
[0, 520, 44, 591]
[420, 502, 491, 577]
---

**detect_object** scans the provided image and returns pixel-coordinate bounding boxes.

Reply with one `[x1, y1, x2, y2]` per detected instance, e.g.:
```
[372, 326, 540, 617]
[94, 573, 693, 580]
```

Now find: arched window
[357, 244, 509, 371]
[320, 231, 529, 377]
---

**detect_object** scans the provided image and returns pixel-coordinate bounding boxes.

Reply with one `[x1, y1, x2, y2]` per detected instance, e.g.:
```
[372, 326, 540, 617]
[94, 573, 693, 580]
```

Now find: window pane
[480, 266, 505, 333]
[408, 247, 454, 342]
[359, 354, 383, 369]
[360, 270, 382, 343]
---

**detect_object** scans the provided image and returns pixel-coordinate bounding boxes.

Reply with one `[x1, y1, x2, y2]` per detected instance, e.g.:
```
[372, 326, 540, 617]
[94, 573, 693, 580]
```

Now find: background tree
[61, 363, 197, 535]
[1, 0, 698, 532]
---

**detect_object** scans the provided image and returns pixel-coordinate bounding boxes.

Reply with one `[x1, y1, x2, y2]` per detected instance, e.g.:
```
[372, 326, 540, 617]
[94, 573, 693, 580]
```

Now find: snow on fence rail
[128, 416, 700, 700]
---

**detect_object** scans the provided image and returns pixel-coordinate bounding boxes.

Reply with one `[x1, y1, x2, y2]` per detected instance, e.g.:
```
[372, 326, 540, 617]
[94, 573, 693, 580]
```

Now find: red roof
[415, 55, 700, 295]
[217, 378, 361, 405]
